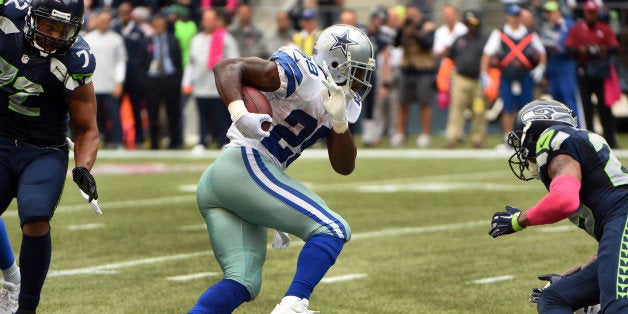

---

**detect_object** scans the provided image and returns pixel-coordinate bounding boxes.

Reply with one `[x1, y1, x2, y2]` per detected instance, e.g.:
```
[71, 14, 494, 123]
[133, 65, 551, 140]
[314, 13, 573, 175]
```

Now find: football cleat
[270, 296, 319, 314]
[0, 280, 19, 314]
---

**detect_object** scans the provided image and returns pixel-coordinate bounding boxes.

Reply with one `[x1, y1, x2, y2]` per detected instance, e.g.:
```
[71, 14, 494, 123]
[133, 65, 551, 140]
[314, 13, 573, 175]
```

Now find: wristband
[511, 211, 526, 232]
[227, 100, 247, 122]
[332, 118, 349, 133]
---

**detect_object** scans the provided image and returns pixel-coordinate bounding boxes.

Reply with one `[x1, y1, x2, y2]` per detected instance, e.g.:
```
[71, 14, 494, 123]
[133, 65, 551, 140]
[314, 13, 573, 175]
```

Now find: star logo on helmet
[330, 30, 358, 57]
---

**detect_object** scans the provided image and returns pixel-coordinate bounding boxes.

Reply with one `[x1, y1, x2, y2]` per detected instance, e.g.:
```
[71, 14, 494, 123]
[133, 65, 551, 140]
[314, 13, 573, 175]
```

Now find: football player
[488, 99, 628, 312]
[0, 0, 99, 312]
[189, 24, 375, 313]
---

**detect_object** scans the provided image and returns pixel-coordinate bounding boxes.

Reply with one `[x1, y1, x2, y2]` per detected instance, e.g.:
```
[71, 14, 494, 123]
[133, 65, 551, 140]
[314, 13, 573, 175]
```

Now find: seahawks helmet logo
[329, 30, 358, 57]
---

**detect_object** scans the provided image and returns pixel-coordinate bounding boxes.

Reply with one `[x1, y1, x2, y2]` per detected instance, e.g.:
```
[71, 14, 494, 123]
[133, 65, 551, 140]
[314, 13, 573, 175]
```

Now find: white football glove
[531, 64, 545, 83]
[321, 61, 349, 133]
[228, 100, 272, 140]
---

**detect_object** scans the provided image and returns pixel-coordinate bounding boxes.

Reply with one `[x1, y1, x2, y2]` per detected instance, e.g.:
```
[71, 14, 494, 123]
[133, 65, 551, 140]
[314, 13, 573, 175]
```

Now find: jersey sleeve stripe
[270, 51, 303, 98]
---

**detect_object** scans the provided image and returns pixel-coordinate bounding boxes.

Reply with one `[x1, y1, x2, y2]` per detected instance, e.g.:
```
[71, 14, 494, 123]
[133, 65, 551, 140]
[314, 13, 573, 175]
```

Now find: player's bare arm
[326, 129, 356, 176]
[547, 154, 582, 181]
[214, 57, 281, 103]
[67, 81, 99, 171]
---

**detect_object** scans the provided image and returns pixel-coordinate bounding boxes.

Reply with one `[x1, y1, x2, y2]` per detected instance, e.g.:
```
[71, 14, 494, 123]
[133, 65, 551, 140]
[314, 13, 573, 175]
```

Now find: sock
[0, 218, 15, 270]
[285, 234, 345, 300]
[189, 279, 250, 313]
[19, 232, 51, 310]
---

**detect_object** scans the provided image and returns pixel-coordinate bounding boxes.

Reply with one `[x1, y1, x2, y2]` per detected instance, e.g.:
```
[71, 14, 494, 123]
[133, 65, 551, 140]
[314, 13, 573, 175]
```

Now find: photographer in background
[565, 0, 619, 148]
[391, 5, 436, 148]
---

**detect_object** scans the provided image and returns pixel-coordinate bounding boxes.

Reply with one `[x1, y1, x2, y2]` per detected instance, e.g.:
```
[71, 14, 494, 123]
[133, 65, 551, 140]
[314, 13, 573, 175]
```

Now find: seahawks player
[189, 24, 375, 313]
[0, 0, 99, 312]
[489, 99, 628, 312]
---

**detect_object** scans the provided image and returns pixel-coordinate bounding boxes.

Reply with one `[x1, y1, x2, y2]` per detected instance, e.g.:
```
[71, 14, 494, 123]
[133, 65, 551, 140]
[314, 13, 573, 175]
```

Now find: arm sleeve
[526, 174, 581, 225]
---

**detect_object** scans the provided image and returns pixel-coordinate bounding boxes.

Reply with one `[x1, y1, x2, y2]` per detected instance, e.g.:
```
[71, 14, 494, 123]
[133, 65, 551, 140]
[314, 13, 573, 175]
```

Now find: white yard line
[67, 223, 105, 231]
[320, 274, 368, 283]
[47, 221, 487, 278]
[470, 275, 514, 284]
[166, 272, 220, 281]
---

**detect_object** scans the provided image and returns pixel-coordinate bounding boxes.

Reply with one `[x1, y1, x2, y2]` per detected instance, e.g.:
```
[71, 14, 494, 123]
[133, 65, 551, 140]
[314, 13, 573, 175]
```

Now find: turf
[2, 143, 619, 313]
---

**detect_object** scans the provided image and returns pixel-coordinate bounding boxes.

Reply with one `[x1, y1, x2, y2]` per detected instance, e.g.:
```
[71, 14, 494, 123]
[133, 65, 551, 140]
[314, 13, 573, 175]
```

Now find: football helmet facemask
[507, 99, 577, 181]
[312, 24, 376, 101]
[24, 0, 84, 55]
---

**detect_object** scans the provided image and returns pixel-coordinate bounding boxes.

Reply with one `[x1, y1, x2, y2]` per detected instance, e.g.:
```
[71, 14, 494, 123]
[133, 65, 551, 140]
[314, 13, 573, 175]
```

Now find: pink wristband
[527, 175, 581, 225]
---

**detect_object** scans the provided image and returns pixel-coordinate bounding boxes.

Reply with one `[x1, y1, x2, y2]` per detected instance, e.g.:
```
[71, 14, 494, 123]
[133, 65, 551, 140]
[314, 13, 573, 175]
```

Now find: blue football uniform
[536, 125, 628, 312]
[0, 0, 95, 147]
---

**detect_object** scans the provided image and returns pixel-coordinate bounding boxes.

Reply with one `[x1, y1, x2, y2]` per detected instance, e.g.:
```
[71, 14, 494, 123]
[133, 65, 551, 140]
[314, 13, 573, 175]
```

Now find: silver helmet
[312, 24, 376, 101]
[507, 99, 577, 180]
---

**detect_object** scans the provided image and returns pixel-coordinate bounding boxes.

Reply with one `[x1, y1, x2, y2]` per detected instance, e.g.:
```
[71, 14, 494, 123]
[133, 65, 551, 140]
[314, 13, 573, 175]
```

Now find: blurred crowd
[81, 0, 628, 151]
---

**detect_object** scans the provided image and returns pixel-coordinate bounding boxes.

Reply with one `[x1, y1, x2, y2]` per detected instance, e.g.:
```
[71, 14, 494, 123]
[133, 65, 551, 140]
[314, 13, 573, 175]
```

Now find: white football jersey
[226, 46, 362, 170]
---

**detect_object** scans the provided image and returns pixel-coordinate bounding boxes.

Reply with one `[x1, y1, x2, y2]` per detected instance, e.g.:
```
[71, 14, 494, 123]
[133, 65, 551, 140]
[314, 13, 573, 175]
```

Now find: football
[242, 86, 272, 131]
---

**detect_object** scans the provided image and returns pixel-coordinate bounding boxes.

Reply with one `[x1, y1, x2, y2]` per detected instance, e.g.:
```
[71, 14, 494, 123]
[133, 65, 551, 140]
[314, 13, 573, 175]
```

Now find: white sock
[1, 262, 19, 285]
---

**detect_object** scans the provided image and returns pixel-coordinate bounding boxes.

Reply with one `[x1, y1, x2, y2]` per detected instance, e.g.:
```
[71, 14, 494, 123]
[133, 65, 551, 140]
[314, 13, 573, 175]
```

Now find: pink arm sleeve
[526, 175, 581, 225]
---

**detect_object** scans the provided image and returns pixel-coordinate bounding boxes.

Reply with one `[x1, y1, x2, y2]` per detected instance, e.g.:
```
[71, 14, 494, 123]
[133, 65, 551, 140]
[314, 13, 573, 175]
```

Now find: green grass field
[4, 141, 625, 313]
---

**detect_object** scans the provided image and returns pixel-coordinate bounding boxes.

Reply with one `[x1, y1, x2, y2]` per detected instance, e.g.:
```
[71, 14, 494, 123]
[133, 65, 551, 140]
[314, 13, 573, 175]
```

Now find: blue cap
[507, 4, 522, 16]
[301, 9, 317, 20]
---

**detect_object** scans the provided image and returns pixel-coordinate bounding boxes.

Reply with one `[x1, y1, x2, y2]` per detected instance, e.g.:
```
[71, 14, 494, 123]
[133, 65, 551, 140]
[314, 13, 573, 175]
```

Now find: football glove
[321, 61, 349, 133]
[73, 166, 98, 202]
[530, 273, 563, 303]
[228, 100, 271, 140]
[489, 205, 525, 238]
[530, 64, 546, 83]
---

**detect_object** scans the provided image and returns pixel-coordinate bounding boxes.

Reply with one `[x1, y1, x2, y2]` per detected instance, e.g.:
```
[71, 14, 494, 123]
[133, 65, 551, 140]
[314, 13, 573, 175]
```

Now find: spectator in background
[228, 3, 269, 59]
[266, 10, 296, 52]
[292, 9, 319, 57]
[444, 10, 488, 149]
[141, 14, 184, 149]
[200, 0, 237, 23]
[391, 5, 436, 148]
[480, 4, 546, 147]
[132, 6, 154, 36]
[183, 8, 239, 153]
[84, 10, 127, 149]
[338, 8, 366, 32]
[112, 1, 147, 149]
[432, 5, 467, 59]
[565, 0, 619, 148]
[315, 0, 344, 29]
[539, 1, 581, 125]
[361, 6, 388, 147]
[167, 4, 197, 70]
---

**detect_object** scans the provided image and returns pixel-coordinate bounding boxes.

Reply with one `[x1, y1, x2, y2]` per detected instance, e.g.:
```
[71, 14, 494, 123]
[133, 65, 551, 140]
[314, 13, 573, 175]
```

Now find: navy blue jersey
[0, 0, 95, 147]
[536, 125, 628, 240]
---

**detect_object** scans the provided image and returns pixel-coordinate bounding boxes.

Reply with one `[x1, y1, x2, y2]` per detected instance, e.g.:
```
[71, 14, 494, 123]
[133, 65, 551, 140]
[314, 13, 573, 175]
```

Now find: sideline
[93, 148, 628, 160]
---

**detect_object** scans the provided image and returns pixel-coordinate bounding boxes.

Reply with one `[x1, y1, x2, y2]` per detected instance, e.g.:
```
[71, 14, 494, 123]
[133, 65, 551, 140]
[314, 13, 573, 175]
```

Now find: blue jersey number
[262, 109, 329, 166]
[0, 56, 44, 116]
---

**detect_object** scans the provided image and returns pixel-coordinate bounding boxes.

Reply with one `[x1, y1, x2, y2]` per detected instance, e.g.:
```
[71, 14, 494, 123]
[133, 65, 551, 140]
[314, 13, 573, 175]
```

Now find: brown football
[242, 86, 272, 131]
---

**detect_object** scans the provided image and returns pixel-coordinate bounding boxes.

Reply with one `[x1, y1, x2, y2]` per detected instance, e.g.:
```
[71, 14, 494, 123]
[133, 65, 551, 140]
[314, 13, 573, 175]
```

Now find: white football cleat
[0, 280, 19, 314]
[270, 296, 319, 314]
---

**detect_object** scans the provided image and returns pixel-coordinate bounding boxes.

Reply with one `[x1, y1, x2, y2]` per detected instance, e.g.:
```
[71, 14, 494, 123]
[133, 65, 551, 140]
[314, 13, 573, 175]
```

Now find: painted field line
[48, 220, 486, 278]
[67, 223, 105, 231]
[94, 148, 628, 160]
[167, 272, 220, 281]
[2, 195, 194, 218]
[538, 225, 576, 233]
[48, 251, 211, 277]
[470, 275, 514, 284]
[320, 274, 368, 283]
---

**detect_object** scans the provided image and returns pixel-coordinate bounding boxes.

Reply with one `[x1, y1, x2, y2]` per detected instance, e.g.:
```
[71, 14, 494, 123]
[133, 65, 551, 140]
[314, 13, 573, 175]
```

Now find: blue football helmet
[507, 99, 577, 180]
[24, 0, 84, 55]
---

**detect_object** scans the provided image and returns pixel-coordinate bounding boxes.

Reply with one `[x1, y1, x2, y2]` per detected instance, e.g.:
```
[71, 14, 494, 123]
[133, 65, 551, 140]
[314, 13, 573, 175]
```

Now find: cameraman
[391, 5, 436, 148]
